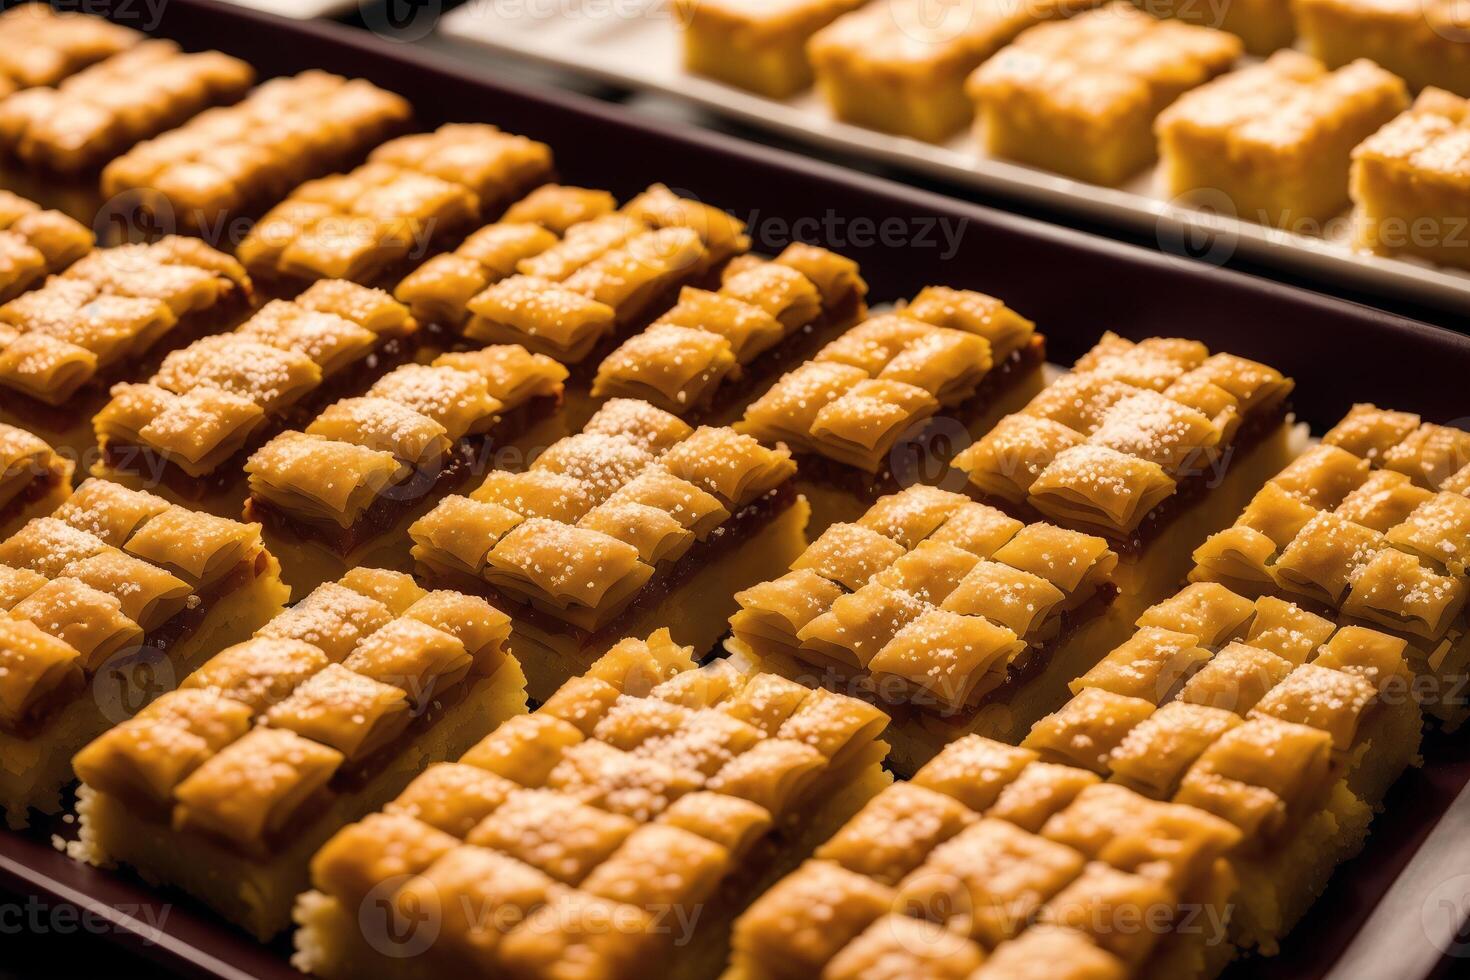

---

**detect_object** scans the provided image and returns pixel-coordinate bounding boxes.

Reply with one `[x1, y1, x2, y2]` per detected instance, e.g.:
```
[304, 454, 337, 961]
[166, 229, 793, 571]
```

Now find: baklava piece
[1140, 0, 1293, 55]
[1192, 403, 1470, 727]
[101, 70, 411, 231]
[740, 285, 1043, 529]
[410, 398, 806, 698]
[246, 343, 568, 593]
[732, 733, 1242, 980]
[592, 243, 868, 421]
[951, 332, 1298, 627]
[0, 422, 72, 539]
[1351, 88, 1470, 270]
[237, 123, 553, 287]
[0, 478, 288, 827]
[727, 484, 1120, 773]
[677, 0, 864, 98]
[74, 567, 528, 941]
[293, 629, 893, 978]
[1156, 51, 1408, 226]
[0, 4, 140, 99]
[0, 189, 92, 303]
[0, 40, 253, 173]
[1297, 0, 1470, 96]
[967, 4, 1241, 185]
[93, 280, 416, 512]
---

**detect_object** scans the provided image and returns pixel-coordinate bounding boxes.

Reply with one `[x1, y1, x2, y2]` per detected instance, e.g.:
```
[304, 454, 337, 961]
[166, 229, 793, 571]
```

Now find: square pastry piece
[1192, 403, 1470, 728]
[0, 4, 140, 98]
[74, 567, 528, 941]
[410, 398, 807, 699]
[740, 285, 1043, 531]
[294, 630, 893, 979]
[0, 189, 93, 303]
[1351, 89, 1470, 270]
[1297, 0, 1470, 97]
[1156, 51, 1408, 226]
[0, 478, 289, 827]
[678, 0, 865, 98]
[0, 422, 72, 540]
[967, 4, 1241, 186]
[1024, 581, 1422, 955]
[1141, 0, 1294, 55]
[732, 734, 1243, 980]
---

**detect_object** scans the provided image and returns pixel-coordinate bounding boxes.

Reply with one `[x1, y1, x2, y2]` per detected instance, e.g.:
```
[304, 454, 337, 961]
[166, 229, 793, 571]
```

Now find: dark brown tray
[2, 3, 1469, 978]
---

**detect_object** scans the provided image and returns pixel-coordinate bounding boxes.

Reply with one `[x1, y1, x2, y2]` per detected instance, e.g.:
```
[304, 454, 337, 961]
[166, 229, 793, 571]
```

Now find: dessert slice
[0, 422, 72, 539]
[951, 332, 1298, 628]
[245, 343, 568, 594]
[101, 71, 412, 231]
[0, 478, 289, 827]
[1191, 403, 1470, 727]
[740, 285, 1044, 530]
[410, 398, 808, 698]
[0, 4, 140, 98]
[1156, 51, 1408, 226]
[73, 567, 528, 941]
[1351, 88, 1470, 270]
[967, 3, 1241, 185]
[237, 123, 553, 289]
[677, 0, 865, 98]
[0, 189, 92, 302]
[293, 629, 893, 979]
[1138, 0, 1293, 55]
[92, 279, 416, 515]
[726, 484, 1121, 773]
[1297, 0, 1470, 96]
[0, 40, 253, 173]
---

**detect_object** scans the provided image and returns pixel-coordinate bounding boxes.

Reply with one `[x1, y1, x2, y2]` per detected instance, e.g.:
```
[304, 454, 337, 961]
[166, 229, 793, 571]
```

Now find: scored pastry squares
[72, 567, 528, 941]
[1156, 51, 1409, 226]
[965, 3, 1242, 186]
[100, 70, 412, 231]
[730, 733, 1243, 980]
[0, 477, 289, 827]
[1191, 403, 1470, 727]
[0, 40, 253, 173]
[93, 279, 415, 512]
[1351, 88, 1470, 271]
[293, 629, 894, 979]
[236, 123, 554, 286]
[1297, 0, 1470, 97]
[410, 398, 807, 698]
[726, 484, 1121, 773]
[677, 0, 864, 98]
[0, 189, 92, 303]
[0, 4, 141, 98]
[0, 421, 72, 539]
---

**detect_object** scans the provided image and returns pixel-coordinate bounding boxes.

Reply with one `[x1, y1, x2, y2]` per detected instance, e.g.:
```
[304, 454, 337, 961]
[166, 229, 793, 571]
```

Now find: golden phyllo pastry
[0, 189, 92, 303]
[0, 4, 140, 98]
[676, 0, 864, 99]
[72, 567, 527, 941]
[0, 421, 72, 539]
[1297, 0, 1470, 96]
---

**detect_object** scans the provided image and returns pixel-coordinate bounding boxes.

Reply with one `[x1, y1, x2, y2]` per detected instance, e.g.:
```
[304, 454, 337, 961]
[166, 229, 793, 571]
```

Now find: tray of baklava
[1, 1, 1470, 979]
[439, 0, 1470, 314]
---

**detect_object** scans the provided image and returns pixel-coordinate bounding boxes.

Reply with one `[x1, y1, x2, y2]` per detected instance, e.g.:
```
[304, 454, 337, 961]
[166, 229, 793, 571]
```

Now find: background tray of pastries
[440, 0, 1470, 315]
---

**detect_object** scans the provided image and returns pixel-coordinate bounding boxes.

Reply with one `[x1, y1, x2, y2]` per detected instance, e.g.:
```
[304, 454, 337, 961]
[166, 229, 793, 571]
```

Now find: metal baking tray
[2, 3, 1469, 978]
[437, 0, 1470, 317]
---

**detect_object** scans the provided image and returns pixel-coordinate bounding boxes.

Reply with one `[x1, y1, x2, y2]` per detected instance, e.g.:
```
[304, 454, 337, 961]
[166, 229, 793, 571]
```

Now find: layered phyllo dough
[237, 123, 553, 287]
[293, 629, 893, 980]
[0, 4, 141, 99]
[410, 398, 807, 698]
[72, 567, 528, 941]
[0, 421, 72, 540]
[0, 189, 93, 303]
[0, 478, 289, 827]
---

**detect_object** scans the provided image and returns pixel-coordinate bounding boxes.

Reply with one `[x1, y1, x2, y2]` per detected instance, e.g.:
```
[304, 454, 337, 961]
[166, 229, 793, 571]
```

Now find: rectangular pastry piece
[1351, 88, 1470, 270]
[677, 0, 865, 98]
[1297, 0, 1470, 97]
[739, 285, 1044, 531]
[966, 4, 1241, 185]
[0, 422, 72, 539]
[731, 733, 1243, 980]
[1137, 0, 1293, 55]
[807, 0, 1091, 143]
[727, 484, 1122, 774]
[410, 398, 808, 699]
[0, 4, 141, 99]
[1191, 403, 1470, 727]
[93, 279, 416, 514]
[591, 243, 868, 422]
[293, 629, 893, 979]
[950, 331, 1298, 629]
[1156, 51, 1409, 226]
[0, 40, 253, 173]
[245, 343, 569, 595]
[101, 71, 412, 231]
[0, 478, 289, 827]
[236, 123, 553, 288]
[0, 189, 93, 303]
[73, 567, 528, 941]
[1023, 581, 1422, 956]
